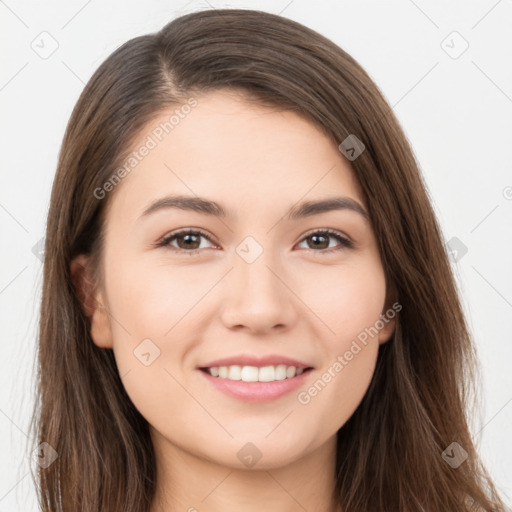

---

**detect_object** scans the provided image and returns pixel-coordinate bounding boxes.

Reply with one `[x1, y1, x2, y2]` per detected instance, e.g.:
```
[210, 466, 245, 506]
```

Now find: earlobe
[89, 303, 114, 349]
[378, 292, 399, 345]
[70, 254, 113, 349]
[378, 316, 395, 345]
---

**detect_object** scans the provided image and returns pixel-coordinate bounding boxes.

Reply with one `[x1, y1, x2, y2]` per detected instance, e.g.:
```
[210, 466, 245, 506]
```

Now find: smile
[198, 365, 314, 402]
[201, 364, 310, 382]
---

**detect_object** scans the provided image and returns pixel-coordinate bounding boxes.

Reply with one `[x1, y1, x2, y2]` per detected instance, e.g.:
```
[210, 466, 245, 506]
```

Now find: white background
[1, 0, 511, 509]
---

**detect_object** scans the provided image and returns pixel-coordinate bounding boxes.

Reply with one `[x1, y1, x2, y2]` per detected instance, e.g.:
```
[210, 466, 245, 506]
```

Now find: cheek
[292, 259, 386, 430]
[105, 251, 185, 337]
[296, 342, 379, 438]
[299, 256, 387, 343]
[101, 252, 210, 421]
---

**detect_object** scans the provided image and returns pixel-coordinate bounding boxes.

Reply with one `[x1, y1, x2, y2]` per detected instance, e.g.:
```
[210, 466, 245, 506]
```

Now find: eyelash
[156, 228, 353, 256]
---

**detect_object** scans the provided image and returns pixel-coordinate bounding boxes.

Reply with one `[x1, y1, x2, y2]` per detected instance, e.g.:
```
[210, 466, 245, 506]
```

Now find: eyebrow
[140, 194, 369, 222]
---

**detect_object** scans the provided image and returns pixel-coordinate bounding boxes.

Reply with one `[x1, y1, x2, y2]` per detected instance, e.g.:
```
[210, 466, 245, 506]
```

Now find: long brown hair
[31, 8, 509, 511]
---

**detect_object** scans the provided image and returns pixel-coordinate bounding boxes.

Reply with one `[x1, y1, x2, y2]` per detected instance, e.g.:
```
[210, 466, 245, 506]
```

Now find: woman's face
[73, 89, 395, 470]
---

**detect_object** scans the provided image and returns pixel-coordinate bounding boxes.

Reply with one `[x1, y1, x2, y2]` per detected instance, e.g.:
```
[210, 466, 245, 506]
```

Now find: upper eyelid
[164, 227, 216, 243]
[301, 227, 349, 240]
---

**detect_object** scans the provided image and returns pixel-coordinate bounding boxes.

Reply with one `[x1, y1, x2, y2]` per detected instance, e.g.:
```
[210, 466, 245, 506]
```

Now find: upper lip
[199, 354, 314, 369]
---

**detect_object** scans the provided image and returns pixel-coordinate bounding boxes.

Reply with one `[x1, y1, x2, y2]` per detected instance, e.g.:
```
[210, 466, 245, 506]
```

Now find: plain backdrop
[1, 0, 511, 509]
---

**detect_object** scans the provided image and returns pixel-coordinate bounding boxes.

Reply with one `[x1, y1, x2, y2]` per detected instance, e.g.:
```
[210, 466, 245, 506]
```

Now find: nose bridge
[234, 233, 283, 298]
[220, 233, 294, 330]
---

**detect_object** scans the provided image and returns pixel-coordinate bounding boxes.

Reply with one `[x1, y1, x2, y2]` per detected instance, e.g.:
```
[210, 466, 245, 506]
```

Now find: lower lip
[198, 368, 313, 403]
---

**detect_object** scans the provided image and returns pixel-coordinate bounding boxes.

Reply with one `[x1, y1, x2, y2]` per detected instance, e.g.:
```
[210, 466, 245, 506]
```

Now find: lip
[198, 354, 313, 370]
[198, 367, 314, 403]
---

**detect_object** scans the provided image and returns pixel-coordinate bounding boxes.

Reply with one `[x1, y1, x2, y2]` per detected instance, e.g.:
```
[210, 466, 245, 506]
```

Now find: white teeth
[228, 365, 242, 380]
[258, 365, 275, 382]
[275, 364, 287, 380]
[241, 366, 259, 382]
[205, 364, 307, 382]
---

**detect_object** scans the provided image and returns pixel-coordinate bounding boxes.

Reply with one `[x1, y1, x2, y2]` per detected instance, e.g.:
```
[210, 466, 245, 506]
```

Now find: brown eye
[157, 229, 216, 255]
[297, 229, 353, 253]
[156, 228, 353, 256]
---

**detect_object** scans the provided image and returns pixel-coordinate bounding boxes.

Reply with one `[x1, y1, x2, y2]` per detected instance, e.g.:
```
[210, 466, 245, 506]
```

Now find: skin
[71, 89, 395, 512]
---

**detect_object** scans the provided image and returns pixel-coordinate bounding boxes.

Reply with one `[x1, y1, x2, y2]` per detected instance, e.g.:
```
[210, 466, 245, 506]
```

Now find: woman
[31, 8, 508, 512]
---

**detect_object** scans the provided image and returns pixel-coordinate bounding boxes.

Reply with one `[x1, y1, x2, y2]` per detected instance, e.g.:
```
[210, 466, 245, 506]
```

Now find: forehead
[104, 89, 365, 225]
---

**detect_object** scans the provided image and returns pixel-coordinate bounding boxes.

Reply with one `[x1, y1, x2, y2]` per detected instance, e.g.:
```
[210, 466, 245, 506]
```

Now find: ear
[378, 288, 399, 345]
[70, 254, 113, 349]
[378, 312, 395, 345]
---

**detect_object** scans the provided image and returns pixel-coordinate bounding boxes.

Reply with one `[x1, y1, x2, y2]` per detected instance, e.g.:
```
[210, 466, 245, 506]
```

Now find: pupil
[181, 234, 199, 249]
[310, 234, 328, 249]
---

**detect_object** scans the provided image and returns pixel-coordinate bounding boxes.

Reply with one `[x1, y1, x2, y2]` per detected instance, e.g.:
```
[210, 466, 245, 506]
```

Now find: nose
[218, 247, 297, 335]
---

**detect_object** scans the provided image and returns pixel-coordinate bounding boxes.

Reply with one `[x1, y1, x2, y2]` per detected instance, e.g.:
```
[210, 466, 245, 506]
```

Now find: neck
[149, 429, 341, 512]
